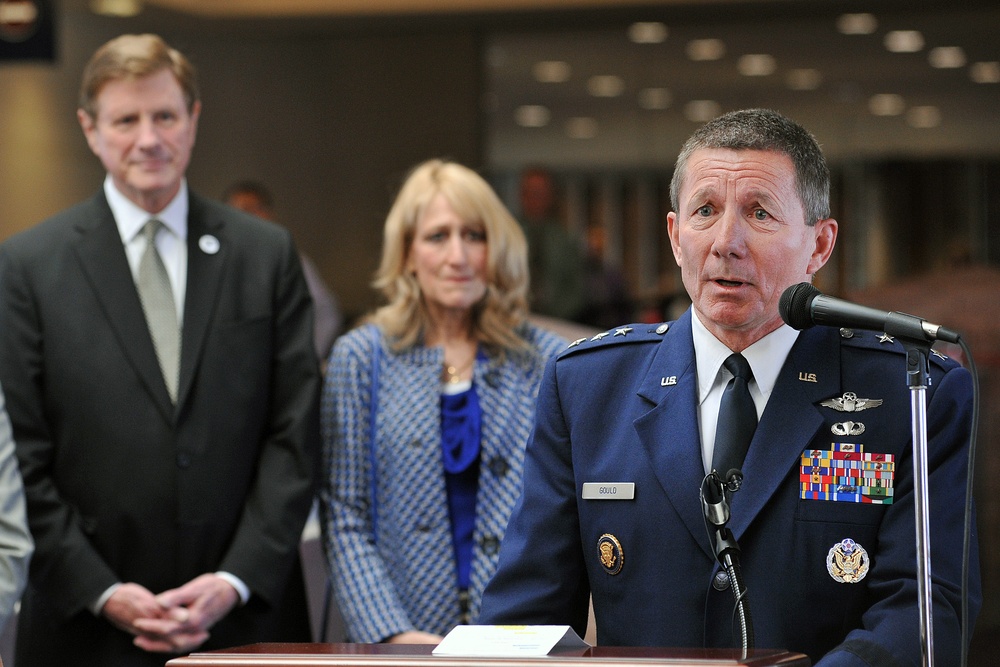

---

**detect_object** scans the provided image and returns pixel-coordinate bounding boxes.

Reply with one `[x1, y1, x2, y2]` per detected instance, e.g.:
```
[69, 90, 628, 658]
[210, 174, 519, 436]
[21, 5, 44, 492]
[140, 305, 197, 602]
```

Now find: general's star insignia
[591, 332, 610, 341]
[613, 327, 633, 337]
[820, 392, 883, 413]
[932, 350, 948, 360]
[877, 333, 895, 344]
[568, 338, 587, 348]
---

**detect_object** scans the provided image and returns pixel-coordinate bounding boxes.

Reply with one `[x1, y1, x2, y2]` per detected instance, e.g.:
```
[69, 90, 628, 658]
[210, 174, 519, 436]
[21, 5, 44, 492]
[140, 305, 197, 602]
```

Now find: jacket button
[481, 535, 500, 555]
[712, 570, 730, 591]
[488, 456, 509, 478]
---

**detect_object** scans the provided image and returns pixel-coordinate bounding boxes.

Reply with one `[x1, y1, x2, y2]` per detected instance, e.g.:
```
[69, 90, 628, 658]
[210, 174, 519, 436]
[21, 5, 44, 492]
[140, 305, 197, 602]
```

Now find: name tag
[582, 482, 635, 500]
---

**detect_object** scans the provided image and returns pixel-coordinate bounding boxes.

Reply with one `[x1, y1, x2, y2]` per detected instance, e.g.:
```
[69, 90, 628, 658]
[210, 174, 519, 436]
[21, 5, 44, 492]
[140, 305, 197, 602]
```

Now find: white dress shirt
[691, 309, 800, 474]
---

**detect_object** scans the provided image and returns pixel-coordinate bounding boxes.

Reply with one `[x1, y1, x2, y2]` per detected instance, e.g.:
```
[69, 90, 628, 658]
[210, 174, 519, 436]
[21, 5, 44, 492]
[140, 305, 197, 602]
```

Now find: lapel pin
[661, 376, 677, 386]
[199, 234, 220, 255]
[877, 333, 895, 344]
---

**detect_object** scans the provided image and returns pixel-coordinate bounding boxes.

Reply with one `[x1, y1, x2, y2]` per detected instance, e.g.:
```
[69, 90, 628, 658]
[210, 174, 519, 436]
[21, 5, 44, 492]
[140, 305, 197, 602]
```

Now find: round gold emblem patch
[826, 538, 869, 583]
[597, 533, 623, 575]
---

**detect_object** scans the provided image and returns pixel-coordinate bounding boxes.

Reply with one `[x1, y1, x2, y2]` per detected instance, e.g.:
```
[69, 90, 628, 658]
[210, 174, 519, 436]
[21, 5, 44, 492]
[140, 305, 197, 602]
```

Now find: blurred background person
[517, 166, 586, 322]
[0, 34, 319, 666]
[320, 159, 566, 644]
[0, 384, 32, 637]
[578, 224, 632, 330]
[223, 180, 343, 363]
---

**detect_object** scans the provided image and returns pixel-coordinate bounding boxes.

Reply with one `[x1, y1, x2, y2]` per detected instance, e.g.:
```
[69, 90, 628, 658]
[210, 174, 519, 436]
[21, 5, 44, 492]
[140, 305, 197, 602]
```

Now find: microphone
[778, 282, 961, 344]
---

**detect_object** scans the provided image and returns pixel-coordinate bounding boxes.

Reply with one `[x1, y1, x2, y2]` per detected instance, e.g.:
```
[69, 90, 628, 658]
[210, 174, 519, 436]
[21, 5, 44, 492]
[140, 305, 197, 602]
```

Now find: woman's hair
[368, 159, 531, 353]
[79, 33, 199, 120]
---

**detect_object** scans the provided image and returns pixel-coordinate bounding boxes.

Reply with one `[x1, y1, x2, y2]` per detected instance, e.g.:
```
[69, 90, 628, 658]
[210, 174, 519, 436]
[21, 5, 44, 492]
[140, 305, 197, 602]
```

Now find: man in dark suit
[0, 34, 320, 666]
[480, 109, 980, 664]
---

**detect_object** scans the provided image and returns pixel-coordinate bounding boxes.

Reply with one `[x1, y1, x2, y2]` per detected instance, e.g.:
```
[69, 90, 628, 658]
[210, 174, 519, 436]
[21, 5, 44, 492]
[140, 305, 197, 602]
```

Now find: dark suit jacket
[0, 190, 321, 667]
[480, 310, 980, 666]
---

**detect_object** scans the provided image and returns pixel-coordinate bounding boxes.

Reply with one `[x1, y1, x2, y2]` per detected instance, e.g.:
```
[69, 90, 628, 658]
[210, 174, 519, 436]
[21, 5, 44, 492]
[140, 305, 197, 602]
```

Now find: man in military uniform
[480, 108, 979, 665]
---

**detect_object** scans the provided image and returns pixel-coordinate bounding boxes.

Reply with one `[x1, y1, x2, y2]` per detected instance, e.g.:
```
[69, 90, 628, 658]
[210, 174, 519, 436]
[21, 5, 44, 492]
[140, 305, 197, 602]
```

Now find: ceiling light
[566, 117, 598, 139]
[837, 13, 877, 35]
[884, 30, 924, 53]
[89, 0, 142, 16]
[737, 54, 776, 77]
[786, 68, 822, 91]
[686, 39, 726, 62]
[587, 75, 625, 98]
[0, 1, 38, 25]
[533, 61, 571, 83]
[684, 100, 721, 123]
[514, 105, 550, 128]
[906, 106, 941, 129]
[869, 94, 905, 116]
[970, 61, 1000, 84]
[638, 87, 671, 110]
[928, 47, 966, 69]
[628, 22, 667, 45]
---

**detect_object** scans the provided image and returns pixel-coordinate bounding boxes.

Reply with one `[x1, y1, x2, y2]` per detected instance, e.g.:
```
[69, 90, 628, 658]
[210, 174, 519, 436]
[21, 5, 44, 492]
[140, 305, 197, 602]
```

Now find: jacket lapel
[633, 311, 715, 560]
[728, 326, 841, 538]
[72, 194, 175, 419]
[176, 194, 226, 409]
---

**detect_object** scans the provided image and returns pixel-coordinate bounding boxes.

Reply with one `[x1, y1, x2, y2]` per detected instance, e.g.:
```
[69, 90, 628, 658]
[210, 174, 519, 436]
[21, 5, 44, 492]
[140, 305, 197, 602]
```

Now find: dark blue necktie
[712, 353, 757, 476]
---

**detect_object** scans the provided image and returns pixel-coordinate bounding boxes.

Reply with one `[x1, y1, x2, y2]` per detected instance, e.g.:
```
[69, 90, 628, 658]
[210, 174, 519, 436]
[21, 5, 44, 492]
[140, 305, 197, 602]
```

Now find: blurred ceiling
[142, 0, 685, 17]
[84, 0, 1000, 168]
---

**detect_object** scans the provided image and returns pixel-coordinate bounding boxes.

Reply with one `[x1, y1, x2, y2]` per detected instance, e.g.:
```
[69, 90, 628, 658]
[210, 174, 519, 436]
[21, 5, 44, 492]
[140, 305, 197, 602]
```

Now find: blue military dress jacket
[480, 309, 980, 666]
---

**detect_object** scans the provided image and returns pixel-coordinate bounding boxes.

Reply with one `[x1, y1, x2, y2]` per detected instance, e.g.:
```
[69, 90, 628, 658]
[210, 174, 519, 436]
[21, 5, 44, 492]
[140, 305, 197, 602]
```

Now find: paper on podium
[432, 625, 590, 656]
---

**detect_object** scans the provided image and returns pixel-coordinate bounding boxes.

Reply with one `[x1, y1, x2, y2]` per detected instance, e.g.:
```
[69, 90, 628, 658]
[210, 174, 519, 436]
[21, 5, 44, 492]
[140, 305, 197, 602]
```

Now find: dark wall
[0, 6, 483, 321]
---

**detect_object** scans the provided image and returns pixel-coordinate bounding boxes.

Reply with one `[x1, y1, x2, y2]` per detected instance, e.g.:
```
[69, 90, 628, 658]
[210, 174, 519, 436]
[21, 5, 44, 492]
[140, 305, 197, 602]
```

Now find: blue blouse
[440, 382, 482, 590]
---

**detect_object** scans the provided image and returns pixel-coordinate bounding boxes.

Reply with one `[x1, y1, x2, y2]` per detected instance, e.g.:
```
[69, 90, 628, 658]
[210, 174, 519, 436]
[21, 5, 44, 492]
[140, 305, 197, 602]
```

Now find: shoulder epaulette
[838, 327, 959, 370]
[558, 322, 672, 360]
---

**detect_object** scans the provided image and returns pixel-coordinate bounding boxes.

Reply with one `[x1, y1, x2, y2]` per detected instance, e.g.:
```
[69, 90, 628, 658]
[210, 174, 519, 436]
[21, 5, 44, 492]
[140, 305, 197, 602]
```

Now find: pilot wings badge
[820, 392, 883, 413]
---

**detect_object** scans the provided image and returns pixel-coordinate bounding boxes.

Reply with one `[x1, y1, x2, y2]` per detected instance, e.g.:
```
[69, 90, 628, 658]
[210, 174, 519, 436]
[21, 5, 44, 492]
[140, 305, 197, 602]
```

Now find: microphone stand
[897, 335, 935, 667]
[701, 472, 753, 655]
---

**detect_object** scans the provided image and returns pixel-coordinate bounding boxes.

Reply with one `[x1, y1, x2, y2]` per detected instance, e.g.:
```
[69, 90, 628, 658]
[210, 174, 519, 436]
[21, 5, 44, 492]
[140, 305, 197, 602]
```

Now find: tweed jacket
[320, 322, 566, 642]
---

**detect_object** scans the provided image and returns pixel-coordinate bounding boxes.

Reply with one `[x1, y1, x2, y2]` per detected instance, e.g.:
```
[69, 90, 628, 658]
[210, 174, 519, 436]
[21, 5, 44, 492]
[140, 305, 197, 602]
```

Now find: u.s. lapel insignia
[798, 372, 818, 383]
[832, 421, 865, 437]
[597, 533, 624, 575]
[827, 538, 869, 583]
[661, 376, 677, 386]
[820, 392, 883, 413]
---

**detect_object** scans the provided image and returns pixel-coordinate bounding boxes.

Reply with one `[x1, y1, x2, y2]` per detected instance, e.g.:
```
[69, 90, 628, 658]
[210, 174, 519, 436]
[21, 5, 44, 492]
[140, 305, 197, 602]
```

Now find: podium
[166, 643, 809, 667]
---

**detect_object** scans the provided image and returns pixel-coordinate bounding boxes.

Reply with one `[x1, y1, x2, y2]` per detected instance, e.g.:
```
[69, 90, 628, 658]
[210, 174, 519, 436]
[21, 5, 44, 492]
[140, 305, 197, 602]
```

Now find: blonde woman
[320, 159, 566, 644]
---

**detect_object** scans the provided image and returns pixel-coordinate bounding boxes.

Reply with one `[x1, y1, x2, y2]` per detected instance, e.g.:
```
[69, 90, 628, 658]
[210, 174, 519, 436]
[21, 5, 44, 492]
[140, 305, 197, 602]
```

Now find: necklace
[442, 355, 475, 384]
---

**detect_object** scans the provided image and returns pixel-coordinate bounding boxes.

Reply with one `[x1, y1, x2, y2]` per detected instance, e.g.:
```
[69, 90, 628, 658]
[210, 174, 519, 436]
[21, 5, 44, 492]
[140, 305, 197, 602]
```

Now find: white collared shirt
[105, 176, 188, 323]
[691, 309, 800, 474]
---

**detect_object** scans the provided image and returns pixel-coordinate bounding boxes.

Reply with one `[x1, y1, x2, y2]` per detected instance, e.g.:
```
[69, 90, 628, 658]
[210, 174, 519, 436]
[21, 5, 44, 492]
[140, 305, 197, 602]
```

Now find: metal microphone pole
[901, 337, 935, 667]
[701, 472, 753, 656]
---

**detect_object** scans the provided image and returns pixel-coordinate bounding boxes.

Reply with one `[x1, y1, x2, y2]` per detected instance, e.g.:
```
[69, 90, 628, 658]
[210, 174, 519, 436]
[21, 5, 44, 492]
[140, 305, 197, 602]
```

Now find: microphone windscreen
[779, 282, 821, 330]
